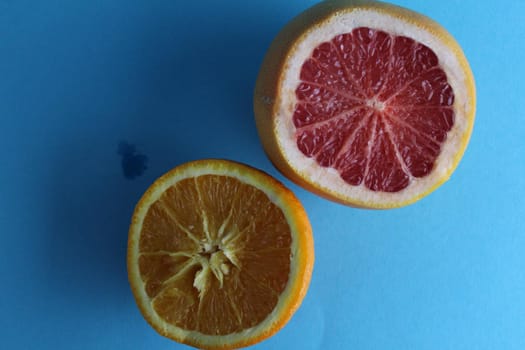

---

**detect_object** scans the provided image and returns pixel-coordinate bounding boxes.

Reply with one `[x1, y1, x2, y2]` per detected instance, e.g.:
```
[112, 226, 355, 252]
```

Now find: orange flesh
[138, 175, 292, 335]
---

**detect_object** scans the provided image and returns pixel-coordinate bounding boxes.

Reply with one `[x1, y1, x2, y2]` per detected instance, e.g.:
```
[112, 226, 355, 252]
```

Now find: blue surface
[1, 1, 524, 349]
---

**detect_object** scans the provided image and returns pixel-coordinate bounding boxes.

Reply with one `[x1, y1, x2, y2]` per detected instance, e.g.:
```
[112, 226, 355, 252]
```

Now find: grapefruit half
[254, 0, 476, 208]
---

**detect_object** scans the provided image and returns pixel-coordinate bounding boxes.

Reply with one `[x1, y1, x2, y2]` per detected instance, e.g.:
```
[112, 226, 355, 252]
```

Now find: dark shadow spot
[118, 141, 148, 179]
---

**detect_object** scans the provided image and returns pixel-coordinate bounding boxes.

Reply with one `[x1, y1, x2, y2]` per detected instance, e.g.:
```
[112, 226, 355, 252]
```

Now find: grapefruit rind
[128, 159, 314, 350]
[254, 0, 476, 208]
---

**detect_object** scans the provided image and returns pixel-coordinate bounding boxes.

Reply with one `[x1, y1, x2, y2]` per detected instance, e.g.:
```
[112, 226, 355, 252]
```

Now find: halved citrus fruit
[254, 0, 476, 208]
[127, 159, 314, 349]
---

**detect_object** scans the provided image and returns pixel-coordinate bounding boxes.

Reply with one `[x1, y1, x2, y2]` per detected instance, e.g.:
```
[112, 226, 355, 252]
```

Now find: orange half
[127, 159, 314, 349]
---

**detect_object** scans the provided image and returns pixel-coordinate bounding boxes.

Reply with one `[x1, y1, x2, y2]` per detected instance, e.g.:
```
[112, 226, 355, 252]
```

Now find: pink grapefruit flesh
[294, 27, 455, 193]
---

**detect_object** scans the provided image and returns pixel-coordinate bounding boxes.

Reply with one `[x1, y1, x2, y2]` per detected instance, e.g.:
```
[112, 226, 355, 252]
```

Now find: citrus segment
[254, 0, 476, 208]
[128, 160, 314, 349]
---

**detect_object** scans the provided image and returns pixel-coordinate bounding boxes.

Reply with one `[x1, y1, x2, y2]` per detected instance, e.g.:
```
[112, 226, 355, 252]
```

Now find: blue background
[1, 0, 524, 349]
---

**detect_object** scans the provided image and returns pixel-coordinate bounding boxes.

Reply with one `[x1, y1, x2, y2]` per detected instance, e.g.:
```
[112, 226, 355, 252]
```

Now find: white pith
[275, 10, 473, 206]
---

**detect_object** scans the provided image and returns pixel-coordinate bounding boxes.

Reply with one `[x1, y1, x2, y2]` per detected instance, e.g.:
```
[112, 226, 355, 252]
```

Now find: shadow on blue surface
[45, 146, 137, 307]
[40, 6, 280, 321]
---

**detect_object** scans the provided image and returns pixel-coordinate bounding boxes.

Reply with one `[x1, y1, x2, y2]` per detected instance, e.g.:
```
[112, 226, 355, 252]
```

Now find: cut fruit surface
[128, 160, 314, 349]
[295, 27, 454, 193]
[254, 0, 476, 208]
